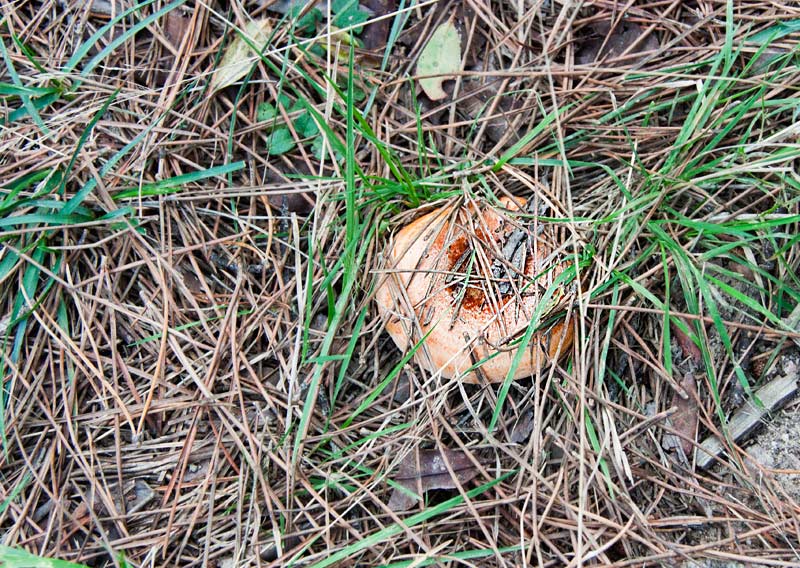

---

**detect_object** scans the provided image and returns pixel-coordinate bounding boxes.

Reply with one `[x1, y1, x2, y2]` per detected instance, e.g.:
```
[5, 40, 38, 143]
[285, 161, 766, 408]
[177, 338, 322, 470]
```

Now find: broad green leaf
[257, 94, 292, 121]
[294, 111, 319, 137]
[0, 545, 88, 567]
[257, 102, 277, 122]
[210, 18, 272, 92]
[333, 7, 369, 33]
[289, 6, 322, 34]
[352, 86, 366, 102]
[311, 135, 343, 162]
[257, 102, 276, 121]
[416, 20, 461, 101]
[332, 0, 356, 12]
[266, 127, 296, 155]
[747, 19, 800, 45]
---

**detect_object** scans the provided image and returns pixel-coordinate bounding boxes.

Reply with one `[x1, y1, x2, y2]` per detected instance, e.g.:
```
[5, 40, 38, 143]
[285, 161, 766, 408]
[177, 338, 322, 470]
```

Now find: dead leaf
[416, 20, 462, 101]
[663, 373, 699, 456]
[210, 18, 272, 92]
[117, 479, 155, 515]
[361, 0, 395, 53]
[576, 21, 659, 65]
[672, 322, 702, 366]
[390, 371, 411, 403]
[388, 448, 480, 511]
[70, 478, 155, 531]
[459, 64, 522, 146]
[164, 10, 191, 48]
[183, 460, 211, 483]
[267, 191, 316, 215]
[86, 0, 123, 17]
[510, 408, 535, 444]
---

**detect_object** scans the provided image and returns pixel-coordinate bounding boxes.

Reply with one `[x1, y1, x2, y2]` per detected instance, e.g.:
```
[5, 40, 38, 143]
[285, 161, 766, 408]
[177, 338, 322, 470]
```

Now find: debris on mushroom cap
[376, 196, 574, 383]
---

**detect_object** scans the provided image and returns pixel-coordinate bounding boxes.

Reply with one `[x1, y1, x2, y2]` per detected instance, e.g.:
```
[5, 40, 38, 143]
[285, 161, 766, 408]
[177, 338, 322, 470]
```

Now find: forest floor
[1, 1, 800, 566]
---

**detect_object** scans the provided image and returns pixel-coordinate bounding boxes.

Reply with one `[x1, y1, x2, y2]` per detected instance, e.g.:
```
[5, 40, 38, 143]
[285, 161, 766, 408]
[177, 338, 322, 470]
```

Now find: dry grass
[1, 0, 800, 566]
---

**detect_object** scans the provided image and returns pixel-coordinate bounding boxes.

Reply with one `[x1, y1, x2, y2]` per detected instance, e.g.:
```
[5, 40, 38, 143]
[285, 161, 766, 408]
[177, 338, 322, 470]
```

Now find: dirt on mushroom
[376, 195, 574, 383]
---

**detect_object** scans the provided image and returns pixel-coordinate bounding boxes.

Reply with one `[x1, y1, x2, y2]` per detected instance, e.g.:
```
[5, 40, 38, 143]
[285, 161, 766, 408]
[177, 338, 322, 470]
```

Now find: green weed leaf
[257, 102, 277, 122]
[312, 135, 343, 162]
[0, 545, 88, 567]
[257, 94, 291, 122]
[266, 128, 296, 155]
[290, 7, 322, 34]
[333, 8, 369, 33]
[294, 111, 319, 137]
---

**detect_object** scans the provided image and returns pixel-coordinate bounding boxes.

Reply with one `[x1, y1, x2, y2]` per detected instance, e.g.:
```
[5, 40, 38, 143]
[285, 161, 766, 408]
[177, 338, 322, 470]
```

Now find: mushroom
[376, 196, 573, 383]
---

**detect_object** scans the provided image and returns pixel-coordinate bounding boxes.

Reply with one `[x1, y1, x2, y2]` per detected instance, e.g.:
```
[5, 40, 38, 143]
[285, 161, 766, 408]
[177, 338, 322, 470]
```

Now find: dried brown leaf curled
[164, 10, 191, 48]
[361, 0, 395, 53]
[663, 373, 699, 456]
[672, 322, 702, 366]
[511, 409, 535, 444]
[388, 448, 480, 511]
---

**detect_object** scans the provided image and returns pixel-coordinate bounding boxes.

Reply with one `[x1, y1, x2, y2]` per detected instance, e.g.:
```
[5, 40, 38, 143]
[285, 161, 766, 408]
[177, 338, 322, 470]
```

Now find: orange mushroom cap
[376, 196, 573, 383]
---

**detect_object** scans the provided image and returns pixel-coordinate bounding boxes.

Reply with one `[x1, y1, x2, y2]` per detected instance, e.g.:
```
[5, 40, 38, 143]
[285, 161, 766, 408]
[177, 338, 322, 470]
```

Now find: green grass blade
[292, 218, 377, 462]
[661, 249, 673, 380]
[343, 327, 431, 428]
[492, 103, 569, 172]
[378, 545, 524, 568]
[0, 546, 89, 568]
[0, 83, 56, 97]
[0, 212, 92, 229]
[304, 470, 515, 568]
[488, 256, 586, 432]
[597, 282, 621, 389]
[61, 90, 120, 212]
[0, 472, 30, 516]
[63, 0, 157, 73]
[5, 92, 60, 124]
[0, 27, 49, 134]
[331, 306, 367, 406]
[73, 0, 186, 83]
[747, 19, 800, 45]
[112, 161, 245, 200]
[583, 408, 614, 498]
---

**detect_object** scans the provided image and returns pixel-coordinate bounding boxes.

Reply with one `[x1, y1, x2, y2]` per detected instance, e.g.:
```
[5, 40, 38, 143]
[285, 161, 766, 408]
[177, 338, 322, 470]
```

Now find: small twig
[697, 373, 799, 470]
